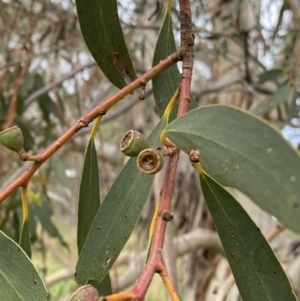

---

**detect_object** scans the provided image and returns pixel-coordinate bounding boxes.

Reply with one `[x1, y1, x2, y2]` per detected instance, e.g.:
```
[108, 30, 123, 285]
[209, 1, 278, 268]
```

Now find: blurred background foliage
[0, 0, 300, 300]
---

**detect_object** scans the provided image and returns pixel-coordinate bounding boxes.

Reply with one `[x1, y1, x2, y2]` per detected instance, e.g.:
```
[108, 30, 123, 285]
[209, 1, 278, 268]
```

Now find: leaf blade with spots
[199, 170, 297, 301]
[77, 137, 112, 294]
[0, 231, 48, 300]
[76, 0, 136, 89]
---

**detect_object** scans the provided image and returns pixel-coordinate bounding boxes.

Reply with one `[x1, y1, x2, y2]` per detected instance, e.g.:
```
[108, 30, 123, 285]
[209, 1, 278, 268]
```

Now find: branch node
[77, 118, 89, 129]
[99, 110, 106, 116]
[160, 210, 174, 221]
[157, 146, 178, 157]
[171, 48, 184, 62]
[139, 81, 147, 100]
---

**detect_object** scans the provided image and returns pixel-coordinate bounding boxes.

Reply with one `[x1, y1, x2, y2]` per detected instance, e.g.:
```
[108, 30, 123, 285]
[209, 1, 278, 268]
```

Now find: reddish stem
[129, 150, 180, 300]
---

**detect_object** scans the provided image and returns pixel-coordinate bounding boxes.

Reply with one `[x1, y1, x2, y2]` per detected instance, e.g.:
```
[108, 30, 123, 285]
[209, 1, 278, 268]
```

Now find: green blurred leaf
[49, 156, 70, 187]
[152, 9, 197, 119]
[20, 71, 34, 98]
[30, 196, 68, 249]
[33, 74, 62, 124]
[285, 90, 300, 125]
[15, 120, 34, 151]
[252, 83, 292, 115]
[258, 69, 286, 83]
[220, 39, 228, 58]
[77, 138, 100, 254]
[0, 231, 48, 300]
[75, 118, 167, 284]
[164, 105, 300, 233]
[16, 95, 24, 116]
[199, 171, 297, 301]
[38, 94, 62, 125]
[19, 219, 31, 258]
[76, 0, 136, 89]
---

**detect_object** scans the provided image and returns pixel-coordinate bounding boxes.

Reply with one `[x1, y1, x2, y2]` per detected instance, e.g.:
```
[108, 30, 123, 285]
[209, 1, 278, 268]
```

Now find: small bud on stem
[189, 148, 200, 163]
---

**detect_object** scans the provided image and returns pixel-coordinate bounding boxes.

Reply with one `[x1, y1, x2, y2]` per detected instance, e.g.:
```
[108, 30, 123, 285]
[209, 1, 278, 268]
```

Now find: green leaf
[164, 105, 300, 233]
[252, 83, 292, 115]
[0, 231, 48, 300]
[75, 118, 167, 284]
[258, 69, 286, 83]
[38, 94, 62, 125]
[152, 10, 181, 117]
[152, 9, 197, 118]
[15, 120, 34, 152]
[199, 171, 297, 301]
[77, 138, 112, 294]
[30, 197, 68, 249]
[76, 0, 136, 89]
[88, 276, 112, 297]
[32, 74, 62, 124]
[77, 138, 100, 254]
[19, 219, 31, 258]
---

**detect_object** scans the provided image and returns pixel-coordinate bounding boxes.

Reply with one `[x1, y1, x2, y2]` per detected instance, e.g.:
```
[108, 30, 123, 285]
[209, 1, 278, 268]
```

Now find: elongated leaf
[77, 138, 100, 254]
[30, 196, 68, 249]
[76, 0, 136, 89]
[0, 231, 48, 300]
[77, 137, 112, 294]
[258, 69, 285, 83]
[75, 118, 167, 284]
[34, 74, 62, 124]
[199, 171, 297, 301]
[164, 105, 300, 233]
[19, 219, 31, 258]
[152, 9, 197, 118]
[152, 10, 181, 117]
[252, 83, 293, 115]
[88, 276, 112, 297]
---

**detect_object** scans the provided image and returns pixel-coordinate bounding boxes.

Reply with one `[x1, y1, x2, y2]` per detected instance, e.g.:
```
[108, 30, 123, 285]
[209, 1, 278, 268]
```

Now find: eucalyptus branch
[0, 51, 180, 203]
[104, 1, 195, 300]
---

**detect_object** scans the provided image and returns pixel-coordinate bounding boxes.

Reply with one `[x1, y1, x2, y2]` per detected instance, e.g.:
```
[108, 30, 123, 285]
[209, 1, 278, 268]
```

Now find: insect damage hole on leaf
[103, 257, 111, 267]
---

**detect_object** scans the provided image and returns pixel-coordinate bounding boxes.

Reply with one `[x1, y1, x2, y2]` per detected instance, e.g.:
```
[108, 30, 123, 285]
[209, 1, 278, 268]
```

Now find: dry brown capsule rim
[137, 148, 164, 174]
[120, 130, 134, 151]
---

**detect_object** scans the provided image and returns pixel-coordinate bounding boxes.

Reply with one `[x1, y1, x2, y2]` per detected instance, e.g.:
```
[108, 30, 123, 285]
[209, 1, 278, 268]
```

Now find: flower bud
[120, 130, 149, 157]
[0, 126, 26, 156]
[137, 148, 164, 174]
